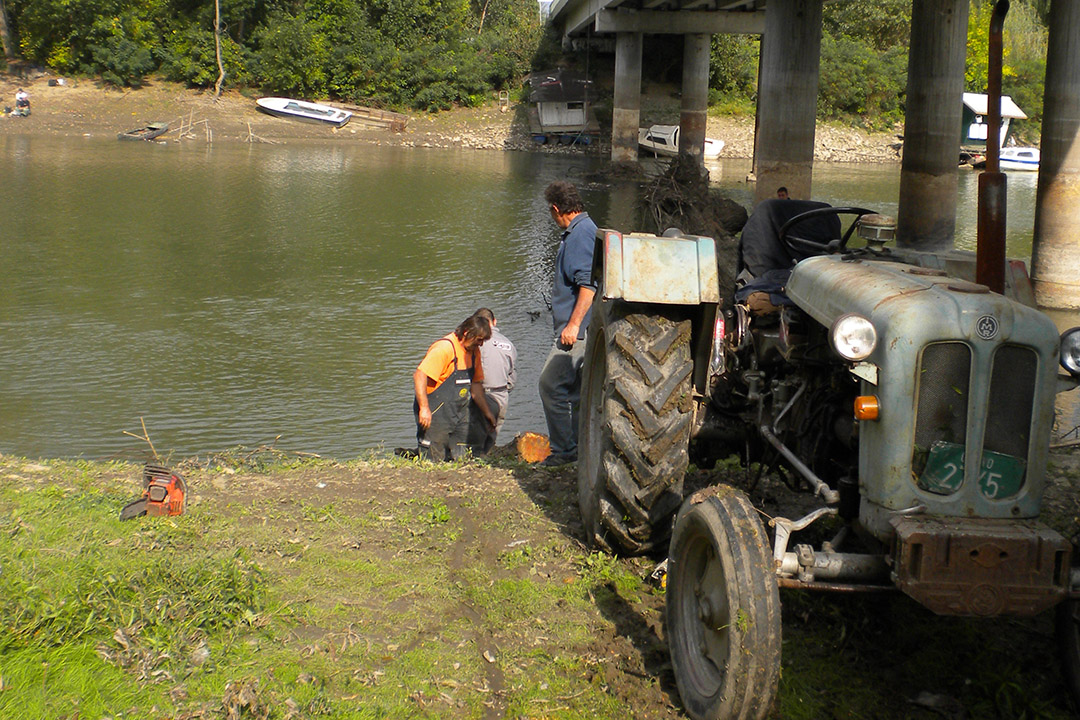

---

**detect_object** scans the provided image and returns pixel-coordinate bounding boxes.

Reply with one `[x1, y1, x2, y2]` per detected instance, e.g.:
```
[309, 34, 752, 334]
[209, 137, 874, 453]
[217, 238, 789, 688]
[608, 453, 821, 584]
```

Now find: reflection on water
[0, 138, 1051, 459]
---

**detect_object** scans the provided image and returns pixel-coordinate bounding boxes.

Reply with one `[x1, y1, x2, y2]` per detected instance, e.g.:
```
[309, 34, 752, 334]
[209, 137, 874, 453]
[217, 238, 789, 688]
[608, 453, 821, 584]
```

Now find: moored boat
[256, 97, 352, 128]
[118, 122, 169, 141]
[998, 146, 1040, 171]
[971, 146, 1040, 172]
[638, 124, 724, 160]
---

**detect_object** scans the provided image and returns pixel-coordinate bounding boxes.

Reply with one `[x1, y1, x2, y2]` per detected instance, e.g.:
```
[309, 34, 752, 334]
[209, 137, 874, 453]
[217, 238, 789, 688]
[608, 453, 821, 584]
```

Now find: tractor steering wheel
[778, 206, 878, 261]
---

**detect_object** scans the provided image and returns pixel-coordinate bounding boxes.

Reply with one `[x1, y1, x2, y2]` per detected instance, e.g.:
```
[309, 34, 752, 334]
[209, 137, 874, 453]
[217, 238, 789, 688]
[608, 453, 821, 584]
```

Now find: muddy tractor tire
[666, 486, 782, 720]
[1056, 595, 1080, 707]
[578, 303, 693, 554]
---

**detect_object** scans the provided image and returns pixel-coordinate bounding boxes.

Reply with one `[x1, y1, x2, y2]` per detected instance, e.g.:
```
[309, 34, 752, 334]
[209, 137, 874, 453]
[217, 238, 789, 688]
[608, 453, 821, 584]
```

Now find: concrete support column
[612, 31, 643, 164]
[753, 0, 822, 204]
[680, 33, 711, 165]
[1031, 2, 1080, 309]
[896, 0, 968, 250]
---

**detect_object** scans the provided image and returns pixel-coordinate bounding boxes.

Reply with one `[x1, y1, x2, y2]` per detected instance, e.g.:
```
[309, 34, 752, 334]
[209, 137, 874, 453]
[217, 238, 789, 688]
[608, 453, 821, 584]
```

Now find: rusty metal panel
[891, 515, 1070, 616]
[599, 230, 720, 305]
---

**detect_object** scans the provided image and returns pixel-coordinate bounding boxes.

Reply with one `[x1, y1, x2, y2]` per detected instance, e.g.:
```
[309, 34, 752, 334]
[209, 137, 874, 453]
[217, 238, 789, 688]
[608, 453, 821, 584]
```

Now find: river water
[0, 136, 1043, 460]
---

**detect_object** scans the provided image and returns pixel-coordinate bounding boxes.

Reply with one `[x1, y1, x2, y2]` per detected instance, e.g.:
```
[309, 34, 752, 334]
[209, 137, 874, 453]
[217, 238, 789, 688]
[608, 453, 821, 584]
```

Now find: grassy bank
[0, 452, 1077, 719]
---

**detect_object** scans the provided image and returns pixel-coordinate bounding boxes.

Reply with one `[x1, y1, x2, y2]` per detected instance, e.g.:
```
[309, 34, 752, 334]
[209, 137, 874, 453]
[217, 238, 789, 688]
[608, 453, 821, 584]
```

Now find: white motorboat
[998, 146, 1039, 172]
[256, 97, 352, 128]
[638, 125, 725, 160]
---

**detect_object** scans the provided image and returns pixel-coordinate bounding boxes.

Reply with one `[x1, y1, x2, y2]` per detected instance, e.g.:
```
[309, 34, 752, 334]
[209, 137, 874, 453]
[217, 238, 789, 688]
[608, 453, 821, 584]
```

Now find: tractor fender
[592, 228, 720, 306]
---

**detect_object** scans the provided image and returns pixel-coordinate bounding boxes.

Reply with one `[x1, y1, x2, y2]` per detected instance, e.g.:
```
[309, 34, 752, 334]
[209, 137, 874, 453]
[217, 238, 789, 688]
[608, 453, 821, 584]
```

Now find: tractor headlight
[831, 314, 877, 362]
[1060, 327, 1080, 376]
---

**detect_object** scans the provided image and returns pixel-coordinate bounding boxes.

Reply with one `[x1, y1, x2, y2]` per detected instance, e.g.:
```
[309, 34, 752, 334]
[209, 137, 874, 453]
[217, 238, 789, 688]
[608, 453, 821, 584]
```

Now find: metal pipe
[778, 578, 896, 593]
[760, 424, 841, 504]
[792, 549, 891, 582]
[771, 378, 806, 431]
[976, 0, 1009, 294]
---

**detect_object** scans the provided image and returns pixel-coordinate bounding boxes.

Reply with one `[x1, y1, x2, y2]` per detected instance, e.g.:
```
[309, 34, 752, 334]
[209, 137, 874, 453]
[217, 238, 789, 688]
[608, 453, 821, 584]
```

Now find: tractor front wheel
[666, 486, 782, 720]
[1057, 596, 1080, 707]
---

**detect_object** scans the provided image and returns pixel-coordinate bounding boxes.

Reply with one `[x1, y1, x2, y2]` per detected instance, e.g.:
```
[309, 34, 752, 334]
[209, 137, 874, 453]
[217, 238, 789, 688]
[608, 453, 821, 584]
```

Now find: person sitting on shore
[14, 88, 30, 116]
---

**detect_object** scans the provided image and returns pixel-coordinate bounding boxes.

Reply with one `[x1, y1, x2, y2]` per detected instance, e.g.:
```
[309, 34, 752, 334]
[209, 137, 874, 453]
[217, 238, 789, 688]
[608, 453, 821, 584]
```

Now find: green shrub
[252, 13, 329, 98]
[818, 36, 907, 128]
[89, 36, 155, 87]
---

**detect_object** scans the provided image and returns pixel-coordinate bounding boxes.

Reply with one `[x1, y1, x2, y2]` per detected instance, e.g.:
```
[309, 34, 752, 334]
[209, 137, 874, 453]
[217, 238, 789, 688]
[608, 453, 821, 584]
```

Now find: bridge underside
[550, 0, 1080, 310]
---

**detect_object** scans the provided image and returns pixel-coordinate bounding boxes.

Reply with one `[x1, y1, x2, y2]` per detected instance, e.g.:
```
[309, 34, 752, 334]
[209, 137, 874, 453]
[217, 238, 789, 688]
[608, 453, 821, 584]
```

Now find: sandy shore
[0, 72, 902, 162]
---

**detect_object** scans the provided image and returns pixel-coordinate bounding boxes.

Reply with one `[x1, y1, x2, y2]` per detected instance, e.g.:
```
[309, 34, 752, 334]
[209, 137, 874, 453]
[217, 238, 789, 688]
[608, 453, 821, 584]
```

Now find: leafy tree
[818, 35, 907, 128]
[160, 24, 249, 87]
[709, 34, 758, 100]
[83, 8, 161, 85]
[252, 12, 328, 98]
[817, 0, 910, 126]
[823, 0, 911, 51]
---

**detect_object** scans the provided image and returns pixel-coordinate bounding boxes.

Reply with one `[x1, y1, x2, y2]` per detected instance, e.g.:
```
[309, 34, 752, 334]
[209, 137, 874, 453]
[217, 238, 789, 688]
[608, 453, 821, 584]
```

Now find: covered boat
[118, 122, 169, 141]
[256, 98, 352, 128]
[999, 146, 1040, 172]
[638, 125, 724, 160]
[971, 146, 1040, 172]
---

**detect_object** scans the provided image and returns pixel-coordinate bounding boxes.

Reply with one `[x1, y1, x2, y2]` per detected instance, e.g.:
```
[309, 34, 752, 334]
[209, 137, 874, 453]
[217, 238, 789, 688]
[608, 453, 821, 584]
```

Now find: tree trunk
[0, 0, 15, 60]
[477, 0, 490, 34]
[213, 0, 226, 99]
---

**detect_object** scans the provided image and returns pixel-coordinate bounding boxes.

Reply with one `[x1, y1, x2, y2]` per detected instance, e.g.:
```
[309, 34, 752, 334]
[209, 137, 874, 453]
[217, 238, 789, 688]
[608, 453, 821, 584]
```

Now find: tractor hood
[787, 254, 1061, 527]
[785, 255, 1058, 353]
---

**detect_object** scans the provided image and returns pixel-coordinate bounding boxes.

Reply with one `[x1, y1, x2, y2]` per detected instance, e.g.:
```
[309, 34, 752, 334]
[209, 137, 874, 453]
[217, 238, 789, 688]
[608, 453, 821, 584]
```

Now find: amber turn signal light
[854, 396, 880, 421]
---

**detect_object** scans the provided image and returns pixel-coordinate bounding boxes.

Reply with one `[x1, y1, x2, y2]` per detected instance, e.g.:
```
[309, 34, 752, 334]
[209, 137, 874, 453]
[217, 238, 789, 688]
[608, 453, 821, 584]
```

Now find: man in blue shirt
[539, 181, 598, 467]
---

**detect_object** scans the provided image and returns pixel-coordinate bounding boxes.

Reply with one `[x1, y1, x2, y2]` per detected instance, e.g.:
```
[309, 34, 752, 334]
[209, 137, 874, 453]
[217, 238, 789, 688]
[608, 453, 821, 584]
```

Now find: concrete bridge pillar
[680, 33, 711, 165]
[753, 0, 823, 204]
[1031, 1, 1080, 310]
[612, 31, 643, 164]
[896, 0, 968, 250]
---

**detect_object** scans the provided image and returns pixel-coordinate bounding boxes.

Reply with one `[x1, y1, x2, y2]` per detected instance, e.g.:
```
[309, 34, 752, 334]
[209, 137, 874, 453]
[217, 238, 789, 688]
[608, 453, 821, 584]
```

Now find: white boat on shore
[256, 97, 352, 128]
[638, 124, 724, 160]
[999, 146, 1040, 171]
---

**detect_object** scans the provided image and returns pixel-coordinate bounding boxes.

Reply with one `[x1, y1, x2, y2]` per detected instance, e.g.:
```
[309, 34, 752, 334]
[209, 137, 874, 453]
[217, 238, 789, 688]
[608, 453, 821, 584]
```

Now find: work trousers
[538, 335, 587, 459]
[466, 393, 505, 455]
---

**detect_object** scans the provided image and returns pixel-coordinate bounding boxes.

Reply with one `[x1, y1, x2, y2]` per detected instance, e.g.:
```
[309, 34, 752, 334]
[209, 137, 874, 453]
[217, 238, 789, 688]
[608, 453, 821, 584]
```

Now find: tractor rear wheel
[578, 302, 693, 554]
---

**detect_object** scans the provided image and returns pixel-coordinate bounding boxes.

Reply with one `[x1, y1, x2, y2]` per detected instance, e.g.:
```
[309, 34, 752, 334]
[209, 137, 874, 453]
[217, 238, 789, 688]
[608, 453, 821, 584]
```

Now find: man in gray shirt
[467, 308, 517, 454]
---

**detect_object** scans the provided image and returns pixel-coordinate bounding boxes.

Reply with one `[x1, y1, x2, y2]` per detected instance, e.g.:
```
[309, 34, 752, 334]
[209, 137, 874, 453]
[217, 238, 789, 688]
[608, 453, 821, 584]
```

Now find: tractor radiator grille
[985, 345, 1037, 463]
[912, 343, 971, 478]
[911, 342, 1037, 494]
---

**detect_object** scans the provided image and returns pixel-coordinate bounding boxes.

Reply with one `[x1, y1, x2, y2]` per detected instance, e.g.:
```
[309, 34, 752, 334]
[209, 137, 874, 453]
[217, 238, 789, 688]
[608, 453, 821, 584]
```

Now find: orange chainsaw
[119, 464, 187, 520]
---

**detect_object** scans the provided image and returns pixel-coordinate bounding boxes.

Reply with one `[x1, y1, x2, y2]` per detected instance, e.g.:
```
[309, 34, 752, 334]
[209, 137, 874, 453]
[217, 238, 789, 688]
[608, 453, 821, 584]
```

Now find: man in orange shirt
[413, 315, 497, 460]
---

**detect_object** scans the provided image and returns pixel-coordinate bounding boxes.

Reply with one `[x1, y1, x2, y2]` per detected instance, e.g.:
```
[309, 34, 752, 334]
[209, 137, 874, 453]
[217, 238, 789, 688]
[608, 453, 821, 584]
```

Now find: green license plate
[918, 441, 1026, 499]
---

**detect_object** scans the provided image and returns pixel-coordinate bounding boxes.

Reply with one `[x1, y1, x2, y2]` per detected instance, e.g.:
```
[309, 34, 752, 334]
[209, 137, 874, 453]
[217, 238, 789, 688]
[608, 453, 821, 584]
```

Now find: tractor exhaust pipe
[976, 0, 1009, 294]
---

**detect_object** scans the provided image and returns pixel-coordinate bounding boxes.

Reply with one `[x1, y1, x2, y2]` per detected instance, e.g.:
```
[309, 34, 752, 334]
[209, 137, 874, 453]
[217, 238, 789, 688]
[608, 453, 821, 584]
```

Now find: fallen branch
[121, 417, 160, 462]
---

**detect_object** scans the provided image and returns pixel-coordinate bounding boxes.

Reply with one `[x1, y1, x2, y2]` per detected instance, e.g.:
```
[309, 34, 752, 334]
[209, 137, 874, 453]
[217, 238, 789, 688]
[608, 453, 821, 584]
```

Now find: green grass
[3, 453, 1077, 719]
[0, 455, 671, 718]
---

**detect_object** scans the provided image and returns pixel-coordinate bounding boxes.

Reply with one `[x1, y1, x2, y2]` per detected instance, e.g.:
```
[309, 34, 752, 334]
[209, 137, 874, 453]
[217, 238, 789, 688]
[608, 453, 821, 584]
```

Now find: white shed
[961, 92, 1028, 149]
[527, 70, 599, 143]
